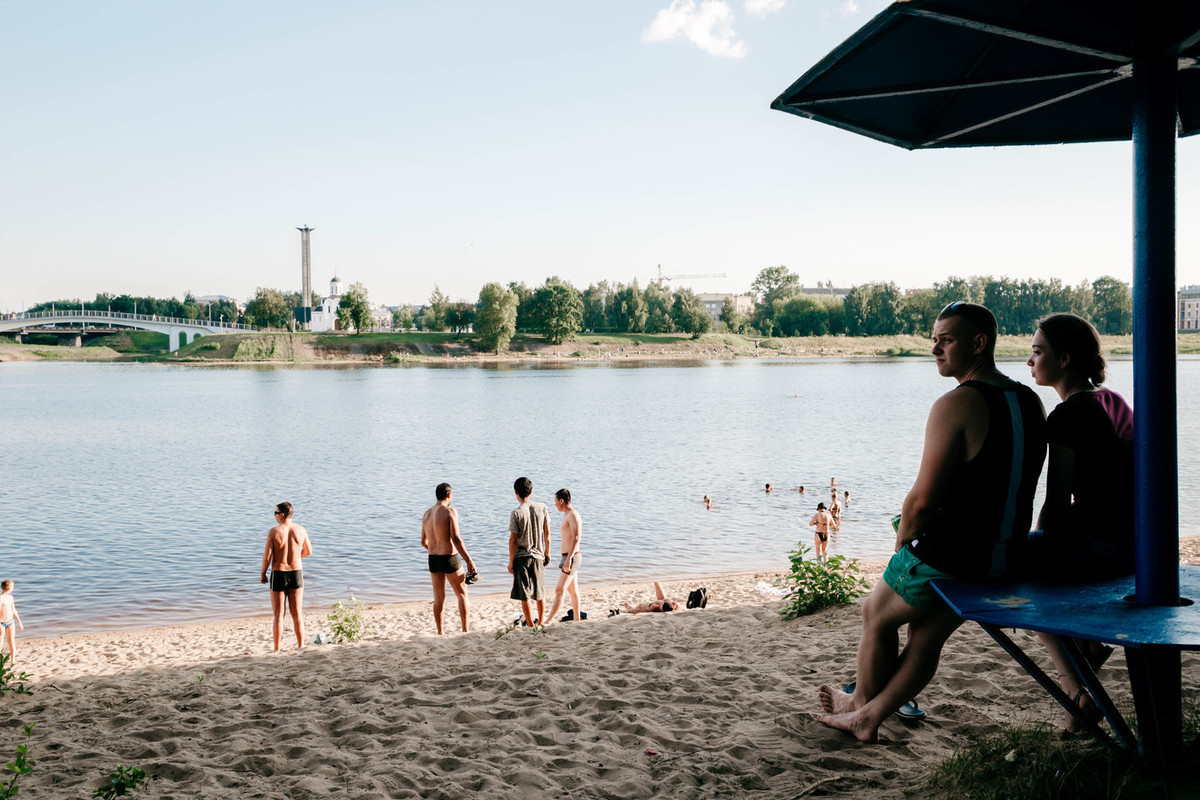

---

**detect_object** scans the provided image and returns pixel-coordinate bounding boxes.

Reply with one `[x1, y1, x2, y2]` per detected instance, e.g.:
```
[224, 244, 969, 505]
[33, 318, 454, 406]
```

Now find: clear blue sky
[3, 0, 1198, 311]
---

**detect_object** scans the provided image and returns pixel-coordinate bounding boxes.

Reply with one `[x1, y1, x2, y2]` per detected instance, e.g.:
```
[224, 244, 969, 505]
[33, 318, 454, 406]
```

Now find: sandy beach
[7, 550, 1200, 798]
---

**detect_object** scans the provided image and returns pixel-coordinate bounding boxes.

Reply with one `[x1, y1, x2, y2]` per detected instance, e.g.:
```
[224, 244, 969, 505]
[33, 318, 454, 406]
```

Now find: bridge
[0, 310, 253, 352]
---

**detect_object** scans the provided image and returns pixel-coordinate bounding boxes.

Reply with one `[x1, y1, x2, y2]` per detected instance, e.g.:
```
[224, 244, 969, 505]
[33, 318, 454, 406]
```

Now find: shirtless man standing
[546, 488, 583, 623]
[421, 482, 478, 635]
[817, 302, 1046, 742]
[260, 502, 312, 652]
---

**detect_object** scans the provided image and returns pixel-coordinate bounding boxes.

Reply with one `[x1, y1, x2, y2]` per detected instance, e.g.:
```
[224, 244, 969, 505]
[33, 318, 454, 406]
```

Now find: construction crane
[652, 264, 726, 287]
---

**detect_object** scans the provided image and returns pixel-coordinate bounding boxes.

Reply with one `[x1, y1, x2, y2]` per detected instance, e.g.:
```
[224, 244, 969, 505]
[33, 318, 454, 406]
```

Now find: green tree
[1091, 276, 1132, 334]
[582, 282, 610, 332]
[392, 306, 415, 330]
[775, 294, 830, 336]
[336, 281, 373, 334]
[720, 296, 745, 333]
[475, 282, 518, 352]
[672, 288, 713, 338]
[445, 301, 477, 334]
[751, 266, 801, 335]
[901, 289, 939, 335]
[244, 287, 292, 329]
[843, 282, 904, 336]
[507, 282, 537, 332]
[607, 280, 648, 333]
[644, 282, 675, 333]
[420, 285, 450, 332]
[534, 282, 584, 344]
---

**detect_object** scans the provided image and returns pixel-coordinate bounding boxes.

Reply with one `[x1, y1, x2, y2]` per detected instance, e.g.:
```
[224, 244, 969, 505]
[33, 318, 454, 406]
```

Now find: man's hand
[507, 561, 514, 574]
[261, 573, 268, 584]
[543, 555, 551, 567]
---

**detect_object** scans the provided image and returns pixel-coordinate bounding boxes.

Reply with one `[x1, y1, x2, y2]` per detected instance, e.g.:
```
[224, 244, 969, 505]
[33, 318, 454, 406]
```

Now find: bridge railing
[4, 310, 253, 331]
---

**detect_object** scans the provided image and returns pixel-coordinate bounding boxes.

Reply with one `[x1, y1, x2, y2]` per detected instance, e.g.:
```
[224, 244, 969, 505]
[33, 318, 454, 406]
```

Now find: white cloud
[744, 0, 785, 18]
[642, 0, 748, 59]
[839, 0, 860, 15]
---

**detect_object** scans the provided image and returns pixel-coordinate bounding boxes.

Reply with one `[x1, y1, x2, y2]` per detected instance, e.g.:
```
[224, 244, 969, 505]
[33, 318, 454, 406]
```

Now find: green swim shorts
[883, 545, 956, 611]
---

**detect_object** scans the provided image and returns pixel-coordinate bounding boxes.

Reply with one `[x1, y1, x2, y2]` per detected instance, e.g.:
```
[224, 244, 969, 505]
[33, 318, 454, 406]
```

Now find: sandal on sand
[608, 608, 621, 617]
[842, 682, 927, 722]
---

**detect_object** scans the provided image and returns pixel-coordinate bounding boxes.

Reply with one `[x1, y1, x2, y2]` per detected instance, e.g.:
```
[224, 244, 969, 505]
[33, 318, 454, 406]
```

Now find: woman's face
[1027, 329, 1067, 387]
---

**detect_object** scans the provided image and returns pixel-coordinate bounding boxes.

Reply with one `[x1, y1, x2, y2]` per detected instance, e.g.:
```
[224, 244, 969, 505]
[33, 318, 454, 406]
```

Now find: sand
[6, 552, 1200, 799]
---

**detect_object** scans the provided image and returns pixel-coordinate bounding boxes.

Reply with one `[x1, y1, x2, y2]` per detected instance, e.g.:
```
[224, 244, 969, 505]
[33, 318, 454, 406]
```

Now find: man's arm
[508, 530, 517, 574]
[897, 391, 973, 550]
[261, 531, 275, 583]
[420, 510, 429, 552]
[301, 530, 312, 559]
[542, 509, 552, 565]
[448, 508, 475, 572]
[569, 513, 581, 558]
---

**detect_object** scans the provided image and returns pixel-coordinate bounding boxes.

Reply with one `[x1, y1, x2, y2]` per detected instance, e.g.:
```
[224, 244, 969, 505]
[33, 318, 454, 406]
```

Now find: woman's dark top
[1045, 387, 1134, 574]
[909, 380, 1047, 579]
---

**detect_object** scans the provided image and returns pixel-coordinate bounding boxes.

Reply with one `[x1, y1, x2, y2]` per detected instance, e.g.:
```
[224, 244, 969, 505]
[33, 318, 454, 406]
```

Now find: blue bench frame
[932, 566, 1200, 760]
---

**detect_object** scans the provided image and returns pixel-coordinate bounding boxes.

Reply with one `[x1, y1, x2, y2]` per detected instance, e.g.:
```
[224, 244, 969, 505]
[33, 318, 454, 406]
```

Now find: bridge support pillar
[57, 333, 82, 347]
[13, 334, 21, 344]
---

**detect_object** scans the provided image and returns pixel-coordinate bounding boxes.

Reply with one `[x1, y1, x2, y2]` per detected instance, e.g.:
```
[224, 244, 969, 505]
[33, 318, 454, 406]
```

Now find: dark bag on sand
[686, 588, 708, 609]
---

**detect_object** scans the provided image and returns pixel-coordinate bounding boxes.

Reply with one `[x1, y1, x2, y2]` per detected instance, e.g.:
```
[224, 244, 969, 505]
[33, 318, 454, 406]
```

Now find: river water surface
[4, 357, 1197, 637]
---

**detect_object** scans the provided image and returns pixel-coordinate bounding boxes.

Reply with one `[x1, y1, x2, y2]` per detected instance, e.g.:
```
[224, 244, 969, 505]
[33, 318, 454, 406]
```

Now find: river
[3, 357, 1196, 637]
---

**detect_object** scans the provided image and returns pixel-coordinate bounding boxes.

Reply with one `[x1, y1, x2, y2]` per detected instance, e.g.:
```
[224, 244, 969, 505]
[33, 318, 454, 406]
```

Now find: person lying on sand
[614, 582, 682, 615]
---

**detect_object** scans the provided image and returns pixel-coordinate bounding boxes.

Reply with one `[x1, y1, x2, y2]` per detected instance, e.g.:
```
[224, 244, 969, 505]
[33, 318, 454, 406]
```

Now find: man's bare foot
[817, 710, 880, 743]
[818, 684, 858, 714]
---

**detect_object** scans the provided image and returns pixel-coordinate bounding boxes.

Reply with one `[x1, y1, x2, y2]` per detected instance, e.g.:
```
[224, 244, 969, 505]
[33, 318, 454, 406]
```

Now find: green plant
[778, 544, 869, 620]
[534, 650, 548, 660]
[0, 723, 35, 799]
[327, 596, 371, 643]
[0, 655, 32, 696]
[528, 625, 547, 636]
[93, 765, 147, 799]
[495, 624, 517, 640]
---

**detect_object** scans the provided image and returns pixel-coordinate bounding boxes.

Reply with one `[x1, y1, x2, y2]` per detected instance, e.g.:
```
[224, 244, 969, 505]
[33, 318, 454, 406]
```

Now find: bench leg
[977, 624, 1134, 754]
[1125, 646, 1183, 768]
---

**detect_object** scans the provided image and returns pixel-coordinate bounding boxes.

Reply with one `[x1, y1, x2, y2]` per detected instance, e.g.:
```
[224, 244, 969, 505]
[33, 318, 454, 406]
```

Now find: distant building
[371, 305, 393, 331]
[1180, 285, 1200, 331]
[311, 276, 343, 332]
[699, 293, 753, 324]
[801, 286, 850, 298]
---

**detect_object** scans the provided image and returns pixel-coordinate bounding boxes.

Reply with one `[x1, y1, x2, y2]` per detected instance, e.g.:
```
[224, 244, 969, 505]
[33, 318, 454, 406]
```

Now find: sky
[3, 0, 1199, 311]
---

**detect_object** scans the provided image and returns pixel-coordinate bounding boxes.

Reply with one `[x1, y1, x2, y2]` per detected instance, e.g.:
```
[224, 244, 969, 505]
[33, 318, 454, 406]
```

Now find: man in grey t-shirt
[508, 476, 551, 627]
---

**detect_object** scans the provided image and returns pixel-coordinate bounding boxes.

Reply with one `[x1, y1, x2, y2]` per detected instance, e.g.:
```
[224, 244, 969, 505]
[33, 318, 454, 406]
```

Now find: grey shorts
[510, 555, 544, 601]
[559, 553, 581, 575]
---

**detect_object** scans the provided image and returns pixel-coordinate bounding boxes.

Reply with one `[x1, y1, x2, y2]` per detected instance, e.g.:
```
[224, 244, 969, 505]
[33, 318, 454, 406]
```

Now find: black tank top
[908, 380, 1047, 579]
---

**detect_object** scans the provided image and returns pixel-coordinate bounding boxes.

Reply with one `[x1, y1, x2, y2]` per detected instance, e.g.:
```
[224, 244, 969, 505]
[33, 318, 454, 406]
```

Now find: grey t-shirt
[509, 501, 548, 558]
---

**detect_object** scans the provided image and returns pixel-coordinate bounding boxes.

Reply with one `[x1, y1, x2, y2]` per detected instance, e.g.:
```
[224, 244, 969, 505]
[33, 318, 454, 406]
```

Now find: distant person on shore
[616, 582, 682, 614]
[421, 482, 478, 635]
[703, 495, 713, 509]
[260, 502, 312, 652]
[0, 580, 24, 663]
[817, 302, 1046, 742]
[809, 503, 833, 561]
[508, 477, 551, 627]
[546, 488, 583, 623]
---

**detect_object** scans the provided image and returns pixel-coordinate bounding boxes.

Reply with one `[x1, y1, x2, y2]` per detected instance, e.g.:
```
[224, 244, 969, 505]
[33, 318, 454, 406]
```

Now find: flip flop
[842, 682, 927, 722]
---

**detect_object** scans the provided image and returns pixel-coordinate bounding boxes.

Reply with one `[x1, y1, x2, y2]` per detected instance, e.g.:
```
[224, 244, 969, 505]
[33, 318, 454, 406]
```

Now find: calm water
[3, 357, 1198, 637]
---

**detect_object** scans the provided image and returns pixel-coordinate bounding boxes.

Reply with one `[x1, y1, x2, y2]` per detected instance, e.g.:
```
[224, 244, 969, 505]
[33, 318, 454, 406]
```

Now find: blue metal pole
[1130, 43, 1181, 766]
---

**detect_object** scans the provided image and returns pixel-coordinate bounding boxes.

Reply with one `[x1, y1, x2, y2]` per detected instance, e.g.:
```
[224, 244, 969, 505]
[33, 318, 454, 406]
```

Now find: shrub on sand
[778, 544, 869, 620]
[327, 596, 371, 643]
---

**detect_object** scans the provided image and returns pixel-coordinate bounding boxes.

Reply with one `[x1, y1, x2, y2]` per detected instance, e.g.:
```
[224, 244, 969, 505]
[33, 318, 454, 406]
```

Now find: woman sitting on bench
[1026, 312, 1134, 731]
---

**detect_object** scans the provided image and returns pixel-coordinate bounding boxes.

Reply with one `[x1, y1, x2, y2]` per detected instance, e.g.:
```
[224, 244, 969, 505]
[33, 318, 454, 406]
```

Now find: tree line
[23, 267, 1134, 347]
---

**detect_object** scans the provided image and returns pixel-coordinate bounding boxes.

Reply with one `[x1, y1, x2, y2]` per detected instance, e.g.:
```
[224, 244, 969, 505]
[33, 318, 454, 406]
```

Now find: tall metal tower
[296, 226, 314, 327]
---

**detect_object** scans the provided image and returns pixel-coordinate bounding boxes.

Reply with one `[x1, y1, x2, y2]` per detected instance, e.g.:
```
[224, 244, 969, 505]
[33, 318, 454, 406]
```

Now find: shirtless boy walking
[260, 502, 312, 651]
[546, 488, 583, 623]
[421, 482, 478, 635]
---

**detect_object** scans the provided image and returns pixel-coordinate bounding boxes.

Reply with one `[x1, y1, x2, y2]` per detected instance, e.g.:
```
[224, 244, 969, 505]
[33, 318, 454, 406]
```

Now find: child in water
[0, 580, 24, 663]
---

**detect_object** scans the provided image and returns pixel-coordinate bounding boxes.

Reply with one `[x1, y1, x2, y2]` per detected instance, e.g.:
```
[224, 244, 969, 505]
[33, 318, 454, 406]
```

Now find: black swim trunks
[818, 531, 828, 543]
[428, 553, 463, 574]
[270, 569, 303, 592]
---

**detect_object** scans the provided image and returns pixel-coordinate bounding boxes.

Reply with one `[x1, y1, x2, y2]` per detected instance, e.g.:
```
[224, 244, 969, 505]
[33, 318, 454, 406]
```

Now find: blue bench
[932, 566, 1200, 760]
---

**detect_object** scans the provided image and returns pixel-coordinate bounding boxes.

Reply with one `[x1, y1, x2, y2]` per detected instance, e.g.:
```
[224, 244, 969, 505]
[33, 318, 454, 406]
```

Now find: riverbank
[5, 330, 1195, 365]
[10, 559, 1199, 799]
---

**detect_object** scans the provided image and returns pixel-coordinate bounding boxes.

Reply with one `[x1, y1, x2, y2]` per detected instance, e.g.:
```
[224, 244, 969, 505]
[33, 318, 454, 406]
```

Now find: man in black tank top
[817, 303, 1046, 742]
